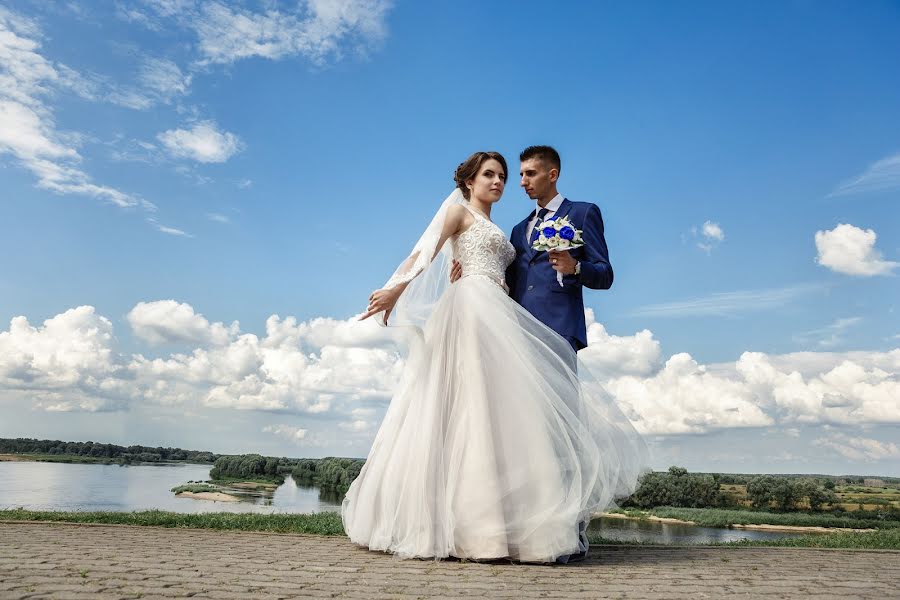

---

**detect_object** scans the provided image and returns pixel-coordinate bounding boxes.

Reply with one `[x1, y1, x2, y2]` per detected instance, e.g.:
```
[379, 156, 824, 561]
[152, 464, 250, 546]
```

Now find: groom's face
[519, 158, 558, 201]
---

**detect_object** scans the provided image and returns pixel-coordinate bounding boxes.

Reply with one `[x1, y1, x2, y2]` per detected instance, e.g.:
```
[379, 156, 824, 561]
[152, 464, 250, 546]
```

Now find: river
[0, 461, 813, 543]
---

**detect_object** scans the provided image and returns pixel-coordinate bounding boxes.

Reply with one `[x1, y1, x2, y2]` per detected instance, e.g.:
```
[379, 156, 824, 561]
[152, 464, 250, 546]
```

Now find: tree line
[622, 465, 893, 513]
[206, 455, 364, 492]
[291, 458, 364, 493]
[709, 471, 899, 487]
[0, 437, 219, 464]
[209, 454, 285, 483]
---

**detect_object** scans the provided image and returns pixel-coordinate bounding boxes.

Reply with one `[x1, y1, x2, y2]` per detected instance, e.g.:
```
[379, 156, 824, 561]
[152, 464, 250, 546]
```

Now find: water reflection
[588, 515, 807, 543]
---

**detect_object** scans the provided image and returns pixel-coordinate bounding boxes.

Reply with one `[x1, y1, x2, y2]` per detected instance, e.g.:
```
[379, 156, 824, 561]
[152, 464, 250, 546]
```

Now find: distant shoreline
[0, 454, 213, 466]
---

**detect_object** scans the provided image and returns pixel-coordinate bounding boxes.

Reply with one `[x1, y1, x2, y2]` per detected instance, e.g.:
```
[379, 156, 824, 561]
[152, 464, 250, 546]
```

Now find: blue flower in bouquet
[542, 226, 557, 238]
[559, 226, 575, 241]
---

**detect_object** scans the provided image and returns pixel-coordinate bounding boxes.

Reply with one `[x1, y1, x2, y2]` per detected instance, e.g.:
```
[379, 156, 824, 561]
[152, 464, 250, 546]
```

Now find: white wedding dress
[342, 198, 647, 562]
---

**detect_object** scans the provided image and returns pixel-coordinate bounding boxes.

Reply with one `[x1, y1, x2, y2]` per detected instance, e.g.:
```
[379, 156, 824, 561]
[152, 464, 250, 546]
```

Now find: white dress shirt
[525, 193, 564, 243]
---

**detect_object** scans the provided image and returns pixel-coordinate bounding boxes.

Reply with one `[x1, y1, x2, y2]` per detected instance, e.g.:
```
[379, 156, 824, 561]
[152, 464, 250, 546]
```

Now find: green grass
[0, 509, 344, 536]
[2, 509, 897, 549]
[613, 507, 899, 530]
[726, 528, 900, 550]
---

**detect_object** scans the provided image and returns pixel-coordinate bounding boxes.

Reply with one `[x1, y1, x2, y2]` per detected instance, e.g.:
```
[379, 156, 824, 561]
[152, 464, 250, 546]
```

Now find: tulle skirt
[342, 274, 648, 562]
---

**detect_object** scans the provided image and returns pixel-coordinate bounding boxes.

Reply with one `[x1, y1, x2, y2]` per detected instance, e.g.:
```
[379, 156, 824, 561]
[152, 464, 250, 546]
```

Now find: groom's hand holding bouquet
[532, 215, 584, 286]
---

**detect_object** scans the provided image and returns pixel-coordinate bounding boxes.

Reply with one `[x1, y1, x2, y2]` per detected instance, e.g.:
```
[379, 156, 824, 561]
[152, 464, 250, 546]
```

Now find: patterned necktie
[529, 208, 550, 245]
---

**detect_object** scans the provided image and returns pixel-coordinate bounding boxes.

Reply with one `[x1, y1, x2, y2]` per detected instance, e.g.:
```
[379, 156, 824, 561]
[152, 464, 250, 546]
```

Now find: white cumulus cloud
[127, 300, 239, 345]
[157, 120, 243, 163]
[815, 223, 898, 276]
[580, 309, 661, 377]
[125, 309, 403, 414]
[701, 221, 725, 241]
[0, 306, 128, 411]
[814, 432, 900, 462]
[736, 350, 900, 426]
[603, 353, 775, 435]
[263, 424, 309, 444]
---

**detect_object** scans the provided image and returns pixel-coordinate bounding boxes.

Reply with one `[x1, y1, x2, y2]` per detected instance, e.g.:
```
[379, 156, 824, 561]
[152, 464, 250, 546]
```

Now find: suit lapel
[515, 211, 536, 259]
[554, 198, 573, 222]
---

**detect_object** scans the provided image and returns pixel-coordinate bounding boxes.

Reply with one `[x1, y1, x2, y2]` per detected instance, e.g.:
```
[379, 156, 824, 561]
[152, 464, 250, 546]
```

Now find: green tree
[625, 466, 724, 509]
[747, 475, 776, 509]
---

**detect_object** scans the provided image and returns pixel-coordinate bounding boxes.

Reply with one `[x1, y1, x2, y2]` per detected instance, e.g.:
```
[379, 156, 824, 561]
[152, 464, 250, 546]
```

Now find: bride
[342, 151, 647, 562]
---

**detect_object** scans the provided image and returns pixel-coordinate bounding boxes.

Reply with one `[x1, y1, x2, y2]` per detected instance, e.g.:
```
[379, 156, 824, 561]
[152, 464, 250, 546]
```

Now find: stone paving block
[287, 590, 340, 598]
[35, 593, 123, 600]
[189, 591, 286, 600]
[129, 584, 191, 596]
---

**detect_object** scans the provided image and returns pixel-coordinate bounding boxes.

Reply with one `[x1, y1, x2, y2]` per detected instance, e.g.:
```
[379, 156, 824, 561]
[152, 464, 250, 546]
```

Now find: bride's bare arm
[430, 204, 468, 260]
[360, 205, 469, 324]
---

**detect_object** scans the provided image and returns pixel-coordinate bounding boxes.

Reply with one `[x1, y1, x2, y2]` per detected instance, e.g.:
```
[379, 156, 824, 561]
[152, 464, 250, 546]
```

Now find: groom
[505, 145, 613, 353]
[452, 145, 613, 352]
[451, 145, 614, 563]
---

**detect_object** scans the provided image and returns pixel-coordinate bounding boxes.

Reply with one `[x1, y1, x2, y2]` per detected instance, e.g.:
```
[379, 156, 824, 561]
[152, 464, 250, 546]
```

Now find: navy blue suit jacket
[505, 198, 613, 351]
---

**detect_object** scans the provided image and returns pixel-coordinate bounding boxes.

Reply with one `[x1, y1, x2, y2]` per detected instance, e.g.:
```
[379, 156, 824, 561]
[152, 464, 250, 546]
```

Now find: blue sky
[1, 1, 898, 476]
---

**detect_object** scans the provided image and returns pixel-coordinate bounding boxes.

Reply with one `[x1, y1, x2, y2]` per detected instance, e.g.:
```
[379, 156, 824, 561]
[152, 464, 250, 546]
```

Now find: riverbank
[599, 510, 878, 533]
[0, 453, 119, 464]
[1, 509, 897, 549]
[175, 491, 240, 502]
[606, 506, 898, 531]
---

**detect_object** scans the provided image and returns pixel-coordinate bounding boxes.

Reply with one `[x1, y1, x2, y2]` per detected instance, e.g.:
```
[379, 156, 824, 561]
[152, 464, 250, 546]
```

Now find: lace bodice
[451, 207, 516, 287]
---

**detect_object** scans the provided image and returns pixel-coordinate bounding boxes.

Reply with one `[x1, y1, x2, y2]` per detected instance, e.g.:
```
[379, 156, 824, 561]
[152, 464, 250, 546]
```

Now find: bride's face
[467, 159, 506, 203]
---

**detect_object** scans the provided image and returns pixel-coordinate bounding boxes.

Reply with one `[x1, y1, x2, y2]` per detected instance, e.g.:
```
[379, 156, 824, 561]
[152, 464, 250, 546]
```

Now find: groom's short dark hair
[520, 145, 561, 173]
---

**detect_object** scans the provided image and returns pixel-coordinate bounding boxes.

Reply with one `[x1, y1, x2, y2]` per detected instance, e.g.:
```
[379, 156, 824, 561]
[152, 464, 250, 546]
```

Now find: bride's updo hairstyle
[454, 151, 508, 200]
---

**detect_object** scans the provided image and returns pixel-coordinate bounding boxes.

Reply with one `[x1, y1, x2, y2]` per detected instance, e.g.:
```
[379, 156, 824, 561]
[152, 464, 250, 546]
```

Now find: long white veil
[378, 189, 466, 331]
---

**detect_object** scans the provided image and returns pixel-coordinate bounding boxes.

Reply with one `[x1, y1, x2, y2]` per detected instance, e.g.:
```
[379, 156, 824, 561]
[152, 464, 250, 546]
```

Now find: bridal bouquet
[532, 215, 584, 286]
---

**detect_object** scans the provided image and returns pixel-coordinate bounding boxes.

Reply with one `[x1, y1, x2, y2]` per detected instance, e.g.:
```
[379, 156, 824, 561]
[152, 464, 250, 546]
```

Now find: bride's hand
[450, 260, 462, 283]
[359, 287, 402, 324]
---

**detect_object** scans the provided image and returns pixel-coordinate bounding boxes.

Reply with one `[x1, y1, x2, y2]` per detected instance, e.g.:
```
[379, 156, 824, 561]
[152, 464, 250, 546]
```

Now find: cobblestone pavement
[1, 521, 898, 599]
